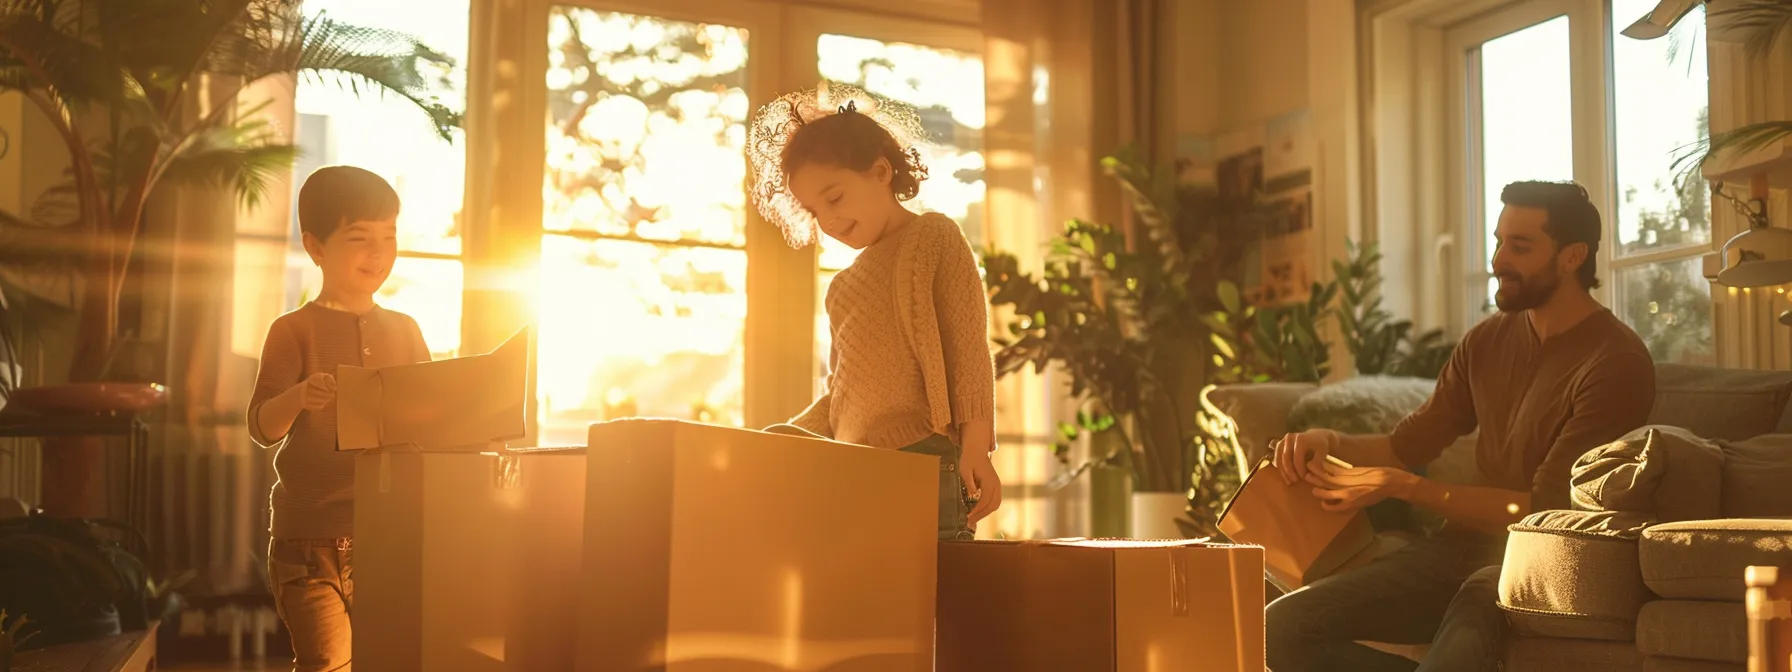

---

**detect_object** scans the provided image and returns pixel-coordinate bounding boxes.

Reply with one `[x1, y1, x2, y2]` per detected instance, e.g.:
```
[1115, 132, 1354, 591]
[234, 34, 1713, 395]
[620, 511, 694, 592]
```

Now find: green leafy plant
[1202, 278, 1336, 385]
[1333, 240, 1453, 379]
[984, 147, 1270, 493]
[1671, 1, 1792, 184]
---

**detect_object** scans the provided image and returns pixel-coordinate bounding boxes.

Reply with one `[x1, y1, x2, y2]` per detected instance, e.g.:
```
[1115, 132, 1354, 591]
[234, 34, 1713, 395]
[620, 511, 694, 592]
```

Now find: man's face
[1490, 205, 1577, 312]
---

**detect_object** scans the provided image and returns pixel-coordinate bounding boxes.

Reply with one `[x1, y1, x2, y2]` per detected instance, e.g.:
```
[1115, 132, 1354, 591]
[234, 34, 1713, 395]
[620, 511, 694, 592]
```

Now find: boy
[248, 165, 430, 672]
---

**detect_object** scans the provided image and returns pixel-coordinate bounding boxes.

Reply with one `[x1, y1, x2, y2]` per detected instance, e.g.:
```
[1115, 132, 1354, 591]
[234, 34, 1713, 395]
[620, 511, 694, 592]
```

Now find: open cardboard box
[937, 539, 1265, 672]
[336, 328, 528, 452]
[1218, 455, 1376, 592]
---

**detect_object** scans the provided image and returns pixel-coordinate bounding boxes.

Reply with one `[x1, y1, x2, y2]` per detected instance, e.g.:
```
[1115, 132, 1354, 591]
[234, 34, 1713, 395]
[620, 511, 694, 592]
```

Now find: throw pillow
[1286, 375, 1435, 435]
[1718, 434, 1792, 517]
[1570, 425, 1725, 522]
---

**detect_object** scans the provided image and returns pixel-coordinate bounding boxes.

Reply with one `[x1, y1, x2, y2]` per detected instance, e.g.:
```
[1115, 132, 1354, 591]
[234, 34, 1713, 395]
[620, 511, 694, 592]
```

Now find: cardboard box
[352, 447, 588, 672]
[1217, 457, 1376, 591]
[577, 419, 937, 672]
[937, 539, 1265, 672]
[337, 328, 528, 452]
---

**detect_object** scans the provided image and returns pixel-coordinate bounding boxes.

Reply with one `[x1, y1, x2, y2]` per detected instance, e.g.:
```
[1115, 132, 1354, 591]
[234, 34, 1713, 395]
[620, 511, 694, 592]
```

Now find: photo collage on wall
[1181, 109, 1316, 306]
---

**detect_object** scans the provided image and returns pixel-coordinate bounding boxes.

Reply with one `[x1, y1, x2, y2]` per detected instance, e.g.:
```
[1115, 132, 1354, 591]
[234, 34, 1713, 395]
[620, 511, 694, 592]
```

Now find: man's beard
[1494, 262, 1561, 313]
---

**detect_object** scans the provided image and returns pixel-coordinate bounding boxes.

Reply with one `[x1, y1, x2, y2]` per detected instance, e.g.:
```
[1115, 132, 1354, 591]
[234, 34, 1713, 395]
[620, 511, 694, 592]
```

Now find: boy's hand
[299, 372, 337, 411]
[960, 449, 1002, 526]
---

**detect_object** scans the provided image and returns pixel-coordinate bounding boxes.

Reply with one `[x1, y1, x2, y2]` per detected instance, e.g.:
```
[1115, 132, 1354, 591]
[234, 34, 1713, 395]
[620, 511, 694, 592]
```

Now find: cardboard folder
[1217, 456, 1376, 591]
[337, 328, 529, 452]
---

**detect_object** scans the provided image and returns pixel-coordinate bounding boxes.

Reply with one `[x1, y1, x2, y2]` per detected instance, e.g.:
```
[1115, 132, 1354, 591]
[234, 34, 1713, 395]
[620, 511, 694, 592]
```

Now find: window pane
[543, 7, 750, 248]
[1617, 257, 1713, 365]
[1478, 16, 1573, 312]
[297, 0, 468, 256]
[815, 34, 986, 271]
[1613, 0, 1709, 255]
[378, 257, 463, 360]
[537, 236, 746, 446]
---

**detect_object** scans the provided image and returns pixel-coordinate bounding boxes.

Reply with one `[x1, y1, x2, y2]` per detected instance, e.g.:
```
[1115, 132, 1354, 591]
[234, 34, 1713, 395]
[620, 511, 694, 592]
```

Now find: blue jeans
[762, 425, 973, 541]
[895, 434, 976, 541]
[1264, 531, 1507, 672]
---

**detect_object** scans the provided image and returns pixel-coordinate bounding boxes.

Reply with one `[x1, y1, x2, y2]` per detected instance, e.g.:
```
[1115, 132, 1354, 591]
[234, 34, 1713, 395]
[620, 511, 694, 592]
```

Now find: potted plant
[0, 0, 460, 516]
[984, 147, 1266, 538]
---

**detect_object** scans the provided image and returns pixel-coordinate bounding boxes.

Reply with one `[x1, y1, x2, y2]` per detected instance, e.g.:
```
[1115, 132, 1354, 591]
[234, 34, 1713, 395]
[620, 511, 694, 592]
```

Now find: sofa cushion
[1499, 510, 1656, 641]
[1718, 435, 1792, 518]
[1504, 635, 1645, 672]
[1636, 599, 1747, 664]
[1570, 426, 1725, 522]
[1643, 657, 1745, 672]
[1639, 518, 1792, 601]
[1649, 364, 1792, 440]
[1204, 383, 1316, 464]
[1287, 375, 1434, 436]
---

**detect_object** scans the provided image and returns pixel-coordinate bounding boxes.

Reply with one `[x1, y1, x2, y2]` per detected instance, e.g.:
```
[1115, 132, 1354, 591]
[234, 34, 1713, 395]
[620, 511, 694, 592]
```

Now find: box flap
[337, 327, 529, 451]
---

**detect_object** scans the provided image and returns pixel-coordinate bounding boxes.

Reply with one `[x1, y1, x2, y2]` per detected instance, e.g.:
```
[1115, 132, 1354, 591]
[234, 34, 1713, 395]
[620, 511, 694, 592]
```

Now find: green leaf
[1217, 281, 1241, 314]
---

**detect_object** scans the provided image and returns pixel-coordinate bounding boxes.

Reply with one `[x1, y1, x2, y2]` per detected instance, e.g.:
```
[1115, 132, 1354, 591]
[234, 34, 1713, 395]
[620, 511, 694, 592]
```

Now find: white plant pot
[1129, 492, 1187, 540]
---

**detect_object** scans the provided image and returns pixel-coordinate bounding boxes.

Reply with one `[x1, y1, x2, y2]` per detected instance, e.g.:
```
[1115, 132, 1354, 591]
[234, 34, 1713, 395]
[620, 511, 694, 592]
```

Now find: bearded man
[1262, 181, 1657, 672]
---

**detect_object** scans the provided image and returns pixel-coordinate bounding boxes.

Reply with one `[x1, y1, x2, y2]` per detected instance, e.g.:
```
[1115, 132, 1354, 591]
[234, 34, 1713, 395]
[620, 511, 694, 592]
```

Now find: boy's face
[303, 217, 398, 295]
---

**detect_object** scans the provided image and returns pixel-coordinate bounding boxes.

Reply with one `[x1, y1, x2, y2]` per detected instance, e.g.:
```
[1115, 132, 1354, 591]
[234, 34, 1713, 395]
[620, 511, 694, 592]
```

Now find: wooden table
[11, 623, 158, 672]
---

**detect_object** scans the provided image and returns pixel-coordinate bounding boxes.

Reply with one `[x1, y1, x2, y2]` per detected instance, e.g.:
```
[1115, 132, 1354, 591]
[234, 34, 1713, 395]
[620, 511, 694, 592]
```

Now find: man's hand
[299, 372, 337, 411]
[1274, 429, 1342, 485]
[1304, 460, 1418, 513]
[960, 448, 1001, 526]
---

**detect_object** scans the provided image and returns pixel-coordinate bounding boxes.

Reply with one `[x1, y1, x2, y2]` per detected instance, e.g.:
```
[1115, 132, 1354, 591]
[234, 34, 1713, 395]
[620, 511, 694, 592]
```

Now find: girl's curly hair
[748, 82, 931, 248]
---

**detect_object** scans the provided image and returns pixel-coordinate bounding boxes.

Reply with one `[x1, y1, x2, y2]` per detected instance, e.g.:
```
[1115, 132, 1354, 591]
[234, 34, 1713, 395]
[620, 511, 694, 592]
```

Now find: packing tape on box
[494, 445, 521, 490]
[379, 450, 391, 494]
[1170, 550, 1191, 616]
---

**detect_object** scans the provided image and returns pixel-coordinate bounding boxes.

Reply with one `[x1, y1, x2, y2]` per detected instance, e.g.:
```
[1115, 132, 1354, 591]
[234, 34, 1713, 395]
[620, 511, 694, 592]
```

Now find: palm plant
[1672, 0, 1792, 182]
[0, 0, 459, 385]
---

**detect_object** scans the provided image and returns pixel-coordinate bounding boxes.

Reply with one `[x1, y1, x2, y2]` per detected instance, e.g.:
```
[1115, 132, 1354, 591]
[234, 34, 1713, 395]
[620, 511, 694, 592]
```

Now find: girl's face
[788, 157, 898, 249]
[303, 217, 399, 295]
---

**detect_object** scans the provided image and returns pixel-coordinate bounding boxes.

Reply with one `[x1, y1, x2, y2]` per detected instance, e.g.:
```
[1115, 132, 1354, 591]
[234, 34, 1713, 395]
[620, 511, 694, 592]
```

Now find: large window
[537, 7, 752, 446]
[1446, 0, 1711, 363]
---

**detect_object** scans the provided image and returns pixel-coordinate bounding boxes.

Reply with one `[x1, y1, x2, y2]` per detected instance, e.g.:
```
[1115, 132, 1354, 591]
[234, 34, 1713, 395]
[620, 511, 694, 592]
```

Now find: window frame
[473, 0, 987, 440]
[1370, 0, 1715, 342]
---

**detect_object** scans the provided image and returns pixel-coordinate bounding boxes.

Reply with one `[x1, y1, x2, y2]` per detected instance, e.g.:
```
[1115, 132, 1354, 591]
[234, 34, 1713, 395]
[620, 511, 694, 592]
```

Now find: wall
[1217, 0, 1311, 131]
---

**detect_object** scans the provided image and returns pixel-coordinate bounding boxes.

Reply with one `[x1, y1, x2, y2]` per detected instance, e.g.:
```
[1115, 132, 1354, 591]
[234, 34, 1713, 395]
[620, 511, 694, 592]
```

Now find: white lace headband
[747, 81, 930, 248]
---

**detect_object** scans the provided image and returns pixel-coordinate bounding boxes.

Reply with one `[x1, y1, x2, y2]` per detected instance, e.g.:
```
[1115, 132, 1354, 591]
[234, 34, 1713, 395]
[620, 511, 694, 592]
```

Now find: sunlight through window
[539, 7, 750, 445]
[1476, 16, 1572, 316]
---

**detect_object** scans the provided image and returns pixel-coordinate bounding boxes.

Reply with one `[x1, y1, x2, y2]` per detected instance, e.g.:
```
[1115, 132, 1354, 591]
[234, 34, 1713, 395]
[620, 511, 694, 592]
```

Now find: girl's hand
[960, 448, 1002, 526]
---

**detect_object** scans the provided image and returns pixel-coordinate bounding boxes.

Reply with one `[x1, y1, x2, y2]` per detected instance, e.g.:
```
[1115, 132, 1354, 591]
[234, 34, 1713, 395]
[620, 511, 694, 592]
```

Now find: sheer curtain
[980, 0, 1174, 539]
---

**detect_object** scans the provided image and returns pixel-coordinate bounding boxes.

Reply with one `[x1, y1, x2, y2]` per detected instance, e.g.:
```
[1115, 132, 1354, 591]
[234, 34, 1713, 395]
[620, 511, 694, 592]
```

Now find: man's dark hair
[1500, 180, 1602, 290]
[298, 165, 400, 241]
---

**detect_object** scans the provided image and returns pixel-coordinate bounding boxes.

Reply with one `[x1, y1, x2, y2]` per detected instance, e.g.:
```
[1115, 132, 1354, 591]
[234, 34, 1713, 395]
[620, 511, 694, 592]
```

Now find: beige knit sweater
[791, 213, 997, 449]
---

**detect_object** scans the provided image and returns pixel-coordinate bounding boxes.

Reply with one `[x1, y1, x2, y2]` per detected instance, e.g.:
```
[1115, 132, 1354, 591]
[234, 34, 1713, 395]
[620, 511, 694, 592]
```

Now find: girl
[749, 83, 1001, 540]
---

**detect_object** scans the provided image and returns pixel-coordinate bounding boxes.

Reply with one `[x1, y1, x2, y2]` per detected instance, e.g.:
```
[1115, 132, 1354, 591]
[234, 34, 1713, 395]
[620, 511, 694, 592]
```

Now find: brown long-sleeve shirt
[1390, 308, 1656, 512]
[248, 302, 431, 539]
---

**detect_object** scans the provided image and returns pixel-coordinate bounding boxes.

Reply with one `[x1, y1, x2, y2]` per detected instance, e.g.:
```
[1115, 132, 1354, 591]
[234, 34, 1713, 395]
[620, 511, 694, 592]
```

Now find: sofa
[1205, 363, 1792, 671]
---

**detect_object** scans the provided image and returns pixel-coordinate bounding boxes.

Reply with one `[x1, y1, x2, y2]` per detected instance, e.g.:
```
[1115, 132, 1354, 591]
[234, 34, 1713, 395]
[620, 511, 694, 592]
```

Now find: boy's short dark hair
[297, 165, 400, 241]
[1500, 180, 1603, 290]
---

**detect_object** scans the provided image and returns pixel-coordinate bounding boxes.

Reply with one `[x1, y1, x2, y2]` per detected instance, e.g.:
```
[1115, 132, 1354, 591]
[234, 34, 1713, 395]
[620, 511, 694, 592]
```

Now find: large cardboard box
[352, 447, 588, 672]
[578, 420, 937, 672]
[937, 539, 1265, 672]
[1218, 457, 1376, 591]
